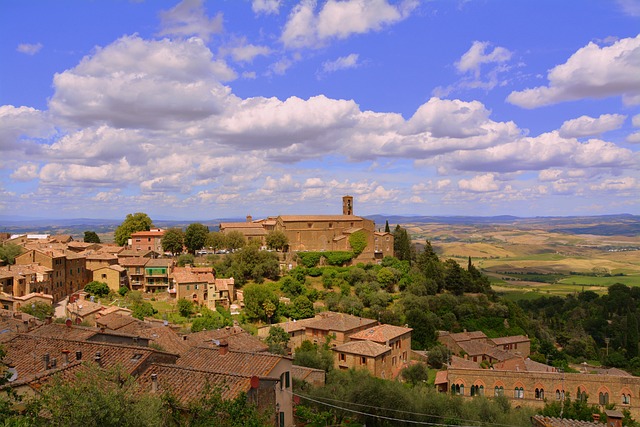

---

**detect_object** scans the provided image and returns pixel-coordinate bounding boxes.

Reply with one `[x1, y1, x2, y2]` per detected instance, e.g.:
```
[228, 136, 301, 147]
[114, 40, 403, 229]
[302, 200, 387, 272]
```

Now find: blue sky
[1, 0, 639, 220]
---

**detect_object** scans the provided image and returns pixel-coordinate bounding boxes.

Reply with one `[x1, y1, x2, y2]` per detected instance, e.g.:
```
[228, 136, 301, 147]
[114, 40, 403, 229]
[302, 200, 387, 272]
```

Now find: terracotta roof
[145, 258, 171, 267]
[137, 363, 255, 404]
[136, 326, 189, 355]
[101, 245, 124, 254]
[118, 257, 149, 267]
[490, 335, 530, 346]
[49, 234, 73, 243]
[531, 415, 601, 427]
[278, 215, 364, 222]
[83, 252, 119, 261]
[93, 264, 126, 273]
[67, 300, 105, 317]
[2, 334, 168, 383]
[177, 347, 286, 377]
[96, 312, 140, 330]
[304, 312, 377, 332]
[434, 370, 448, 385]
[349, 324, 412, 343]
[28, 323, 99, 341]
[332, 340, 391, 358]
[220, 222, 265, 229]
[118, 249, 158, 258]
[184, 327, 268, 353]
[215, 278, 234, 291]
[291, 365, 325, 384]
[131, 230, 165, 237]
[449, 355, 481, 369]
[172, 269, 213, 284]
[445, 330, 487, 342]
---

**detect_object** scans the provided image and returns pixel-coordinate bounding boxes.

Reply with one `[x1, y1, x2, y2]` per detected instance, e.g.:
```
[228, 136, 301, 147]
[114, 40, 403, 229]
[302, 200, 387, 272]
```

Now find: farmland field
[397, 215, 640, 300]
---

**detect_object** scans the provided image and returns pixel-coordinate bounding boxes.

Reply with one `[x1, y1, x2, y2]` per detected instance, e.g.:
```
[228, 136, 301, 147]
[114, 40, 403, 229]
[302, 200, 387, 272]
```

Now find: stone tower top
[342, 195, 353, 215]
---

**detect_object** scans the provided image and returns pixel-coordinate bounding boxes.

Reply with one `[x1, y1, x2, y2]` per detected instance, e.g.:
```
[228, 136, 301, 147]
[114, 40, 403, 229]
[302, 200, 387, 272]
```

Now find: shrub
[84, 281, 110, 298]
[324, 251, 354, 266]
[348, 230, 367, 256]
[297, 252, 323, 268]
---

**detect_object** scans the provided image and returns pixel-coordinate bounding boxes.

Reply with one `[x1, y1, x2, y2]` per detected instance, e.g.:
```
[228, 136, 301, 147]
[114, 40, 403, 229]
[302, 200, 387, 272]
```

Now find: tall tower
[342, 195, 353, 216]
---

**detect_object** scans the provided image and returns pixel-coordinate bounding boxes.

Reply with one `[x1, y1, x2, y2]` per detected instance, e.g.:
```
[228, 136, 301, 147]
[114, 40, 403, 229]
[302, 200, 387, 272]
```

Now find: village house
[129, 229, 165, 253]
[144, 258, 171, 292]
[118, 256, 148, 290]
[91, 264, 127, 292]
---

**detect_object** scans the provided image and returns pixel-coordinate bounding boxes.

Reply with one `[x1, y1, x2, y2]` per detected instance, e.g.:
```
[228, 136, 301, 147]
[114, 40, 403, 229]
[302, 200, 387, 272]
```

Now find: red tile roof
[177, 347, 286, 377]
[304, 312, 377, 332]
[184, 327, 268, 353]
[332, 340, 391, 358]
[349, 324, 412, 343]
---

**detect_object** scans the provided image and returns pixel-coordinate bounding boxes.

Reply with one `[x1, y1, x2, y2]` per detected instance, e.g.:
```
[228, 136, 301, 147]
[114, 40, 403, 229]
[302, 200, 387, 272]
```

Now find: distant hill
[2, 214, 638, 238]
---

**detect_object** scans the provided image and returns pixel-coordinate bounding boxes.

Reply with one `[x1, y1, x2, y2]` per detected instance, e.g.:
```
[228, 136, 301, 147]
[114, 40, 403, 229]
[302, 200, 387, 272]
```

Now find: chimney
[76, 351, 82, 361]
[43, 353, 50, 370]
[592, 414, 600, 422]
[94, 351, 102, 367]
[50, 358, 57, 369]
[219, 339, 229, 356]
[62, 350, 70, 365]
[246, 215, 253, 223]
[151, 373, 158, 393]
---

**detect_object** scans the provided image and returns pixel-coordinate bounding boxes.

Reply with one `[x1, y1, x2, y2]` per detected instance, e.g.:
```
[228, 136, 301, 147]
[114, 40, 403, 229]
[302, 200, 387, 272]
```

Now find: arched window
[540, 388, 544, 400]
[459, 384, 464, 396]
[599, 392, 609, 405]
[479, 385, 484, 396]
[471, 385, 476, 396]
[556, 389, 561, 400]
[495, 386, 503, 396]
[514, 387, 524, 399]
[623, 394, 630, 405]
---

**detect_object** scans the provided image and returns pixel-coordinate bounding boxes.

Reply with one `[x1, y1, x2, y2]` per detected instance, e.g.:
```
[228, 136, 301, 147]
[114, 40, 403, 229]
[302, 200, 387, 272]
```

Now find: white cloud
[507, 34, 640, 108]
[617, 0, 640, 16]
[281, 0, 417, 49]
[158, 0, 223, 42]
[458, 174, 500, 192]
[228, 42, 271, 62]
[48, 36, 234, 129]
[0, 105, 54, 150]
[252, 0, 282, 15]
[626, 131, 640, 143]
[321, 53, 360, 74]
[632, 113, 640, 127]
[590, 177, 637, 191]
[559, 114, 627, 138]
[10, 164, 39, 181]
[456, 41, 512, 77]
[16, 43, 43, 55]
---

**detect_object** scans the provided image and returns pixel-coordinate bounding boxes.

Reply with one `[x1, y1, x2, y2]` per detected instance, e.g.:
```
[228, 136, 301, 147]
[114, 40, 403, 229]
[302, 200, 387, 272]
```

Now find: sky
[1, 0, 639, 221]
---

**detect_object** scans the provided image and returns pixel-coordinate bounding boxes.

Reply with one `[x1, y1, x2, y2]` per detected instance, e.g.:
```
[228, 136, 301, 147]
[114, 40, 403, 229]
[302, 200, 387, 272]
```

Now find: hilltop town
[0, 197, 639, 426]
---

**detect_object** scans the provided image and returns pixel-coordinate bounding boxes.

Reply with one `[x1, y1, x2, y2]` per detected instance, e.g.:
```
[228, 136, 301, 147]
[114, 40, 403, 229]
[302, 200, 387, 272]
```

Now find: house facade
[129, 229, 165, 253]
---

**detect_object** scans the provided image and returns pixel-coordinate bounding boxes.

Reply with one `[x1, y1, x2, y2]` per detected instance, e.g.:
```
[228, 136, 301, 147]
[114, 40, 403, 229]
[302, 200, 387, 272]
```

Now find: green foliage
[540, 394, 604, 422]
[191, 307, 232, 332]
[290, 295, 315, 320]
[216, 245, 280, 286]
[265, 230, 289, 251]
[206, 231, 227, 252]
[83, 231, 101, 243]
[324, 251, 354, 266]
[0, 243, 23, 265]
[225, 231, 246, 251]
[176, 253, 195, 267]
[299, 369, 535, 427]
[84, 280, 110, 297]
[297, 252, 322, 268]
[348, 230, 367, 256]
[131, 301, 157, 320]
[401, 363, 430, 386]
[293, 340, 334, 372]
[184, 223, 209, 254]
[177, 298, 195, 318]
[427, 345, 451, 368]
[243, 283, 279, 323]
[114, 212, 153, 246]
[393, 225, 412, 261]
[161, 227, 184, 255]
[279, 276, 304, 298]
[265, 325, 289, 355]
[118, 286, 130, 296]
[19, 301, 54, 321]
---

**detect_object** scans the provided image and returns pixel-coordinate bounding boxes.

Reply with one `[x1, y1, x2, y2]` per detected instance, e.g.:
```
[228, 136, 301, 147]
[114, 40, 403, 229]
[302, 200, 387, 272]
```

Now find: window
[535, 388, 544, 400]
[339, 353, 346, 362]
[599, 392, 609, 405]
[360, 357, 366, 365]
[514, 387, 524, 399]
[623, 394, 631, 405]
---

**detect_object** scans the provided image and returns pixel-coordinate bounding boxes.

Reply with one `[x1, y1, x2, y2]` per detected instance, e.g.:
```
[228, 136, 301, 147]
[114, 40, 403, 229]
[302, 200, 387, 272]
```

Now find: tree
[401, 363, 430, 386]
[114, 212, 153, 246]
[265, 326, 290, 355]
[265, 231, 289, 251]
[384, 220, 390, 233]
[177, 253, 195, 267]
[84, 281, 110, 298]
[131, 301, 157, 320]
[206, 231, 227, 252]
[185, 223, 209, 254]
[177, 298, 195, 318]
[290, 295, 315, 320]
[225, 231, 246, 251]
[83, 231, 101, 243]
[162, 227, 184, 255]
[243, 283, 279, 323]
[393, 225, 412, 261]
[20, 301, 54, 320]
[0, 243, 23, 265]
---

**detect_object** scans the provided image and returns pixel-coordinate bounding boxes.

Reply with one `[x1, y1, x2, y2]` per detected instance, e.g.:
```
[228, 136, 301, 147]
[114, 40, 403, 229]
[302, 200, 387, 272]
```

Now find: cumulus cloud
[158, 0, 223, 42]
[228, 42, 271, 62]
[281, 0, 417, 49]
[456, 41, 512, 77]
[252, 0, 282, 15]
[559, 114, 627, 138]
[16, 43, 43, 55]
[590, 177, 637, 191]
[48, 35, 234, 129]
[627, 131, 640, 143]
[458, 173, 500, 192]
[617, 0, 640, 16]
[320, 53, 360, 74]
[11, 164, 39, 181]
[507, 34, 640, 108]
[0, 105, 54, 150]
[632, 113, 640, 127]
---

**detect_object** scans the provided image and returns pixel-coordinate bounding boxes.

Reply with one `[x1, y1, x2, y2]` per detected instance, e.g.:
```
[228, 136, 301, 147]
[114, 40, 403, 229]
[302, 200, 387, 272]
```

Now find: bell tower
[342, 195, 353, 216]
